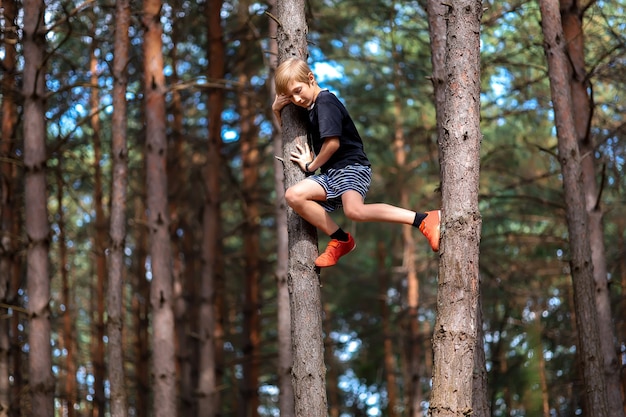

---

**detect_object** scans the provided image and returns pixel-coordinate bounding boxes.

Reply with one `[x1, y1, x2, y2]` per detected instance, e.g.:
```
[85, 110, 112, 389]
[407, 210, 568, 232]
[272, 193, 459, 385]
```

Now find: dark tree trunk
[0, 0, 19, 415]
[107, 1, 131, 415]
[197, 0, 226, 415]
[559, 1, 624, 414]
[539, 0, 609, 415]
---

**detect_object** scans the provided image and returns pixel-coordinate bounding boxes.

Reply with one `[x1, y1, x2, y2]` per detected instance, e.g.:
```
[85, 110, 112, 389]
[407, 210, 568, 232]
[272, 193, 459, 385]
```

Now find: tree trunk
[377, 242, 398, 417]
[0, 1, 18, 415]
[429, 1, 483, 417]
[23, 0, 54, 415]
[559, 2, 624, 414]
[538, 1, 609, 415]
[268, 1, 295, 414]
[426, 0, 447, 168]
[56, 162, 76, 417]
[197, 0, 226, 414]
[89, 30, 107, 417]
[617, 217, 626, 416]
[389, 36, 422, 417]
[276, 1, 326, 416]
[142, 1, 177, 416]
[472, 298, 489, 417]
[133, 195, 150, 417]
[323, 304, 340, 417]
[107, 1, 130, 415]
[238, 1, 262, 413]
[166, 10, 192, 415]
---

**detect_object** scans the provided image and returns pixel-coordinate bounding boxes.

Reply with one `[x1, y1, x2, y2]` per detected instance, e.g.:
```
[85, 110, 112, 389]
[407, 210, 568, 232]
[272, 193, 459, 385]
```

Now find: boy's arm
[306, 137, 339, 172]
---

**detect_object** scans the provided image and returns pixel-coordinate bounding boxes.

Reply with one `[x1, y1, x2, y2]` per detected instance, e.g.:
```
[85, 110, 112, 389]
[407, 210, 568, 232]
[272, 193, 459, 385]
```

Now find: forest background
[1, 0, 625, 417]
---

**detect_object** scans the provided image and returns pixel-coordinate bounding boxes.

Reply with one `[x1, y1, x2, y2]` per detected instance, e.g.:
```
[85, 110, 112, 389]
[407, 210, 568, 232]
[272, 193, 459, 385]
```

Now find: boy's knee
[284, 186, 301, 208]
[343, 206, 365, 222]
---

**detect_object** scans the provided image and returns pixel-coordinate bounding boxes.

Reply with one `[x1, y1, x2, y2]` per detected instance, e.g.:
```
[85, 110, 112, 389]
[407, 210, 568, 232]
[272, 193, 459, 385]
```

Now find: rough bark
[197, 0, 226, 414]
[268, 1, 295, 414]
[142, 1, 177, 416]
[538, 0, 609, 415]
[23, 0, 54, 415]
[429, 1, 483, 417]
[107, 1, 130, 415]
[559, 1, 624, 413]
[276, 1, 327, 416]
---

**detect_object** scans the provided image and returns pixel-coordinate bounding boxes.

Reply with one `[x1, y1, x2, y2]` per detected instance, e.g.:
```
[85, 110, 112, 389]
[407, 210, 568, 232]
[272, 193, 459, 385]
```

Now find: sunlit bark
[429, 1, 483, 416]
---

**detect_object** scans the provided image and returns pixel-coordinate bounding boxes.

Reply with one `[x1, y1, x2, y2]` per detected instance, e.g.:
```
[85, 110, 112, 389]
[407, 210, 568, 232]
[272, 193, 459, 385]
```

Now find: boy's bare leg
[341, 191, 416, 224]
[285, 179, 340, 235]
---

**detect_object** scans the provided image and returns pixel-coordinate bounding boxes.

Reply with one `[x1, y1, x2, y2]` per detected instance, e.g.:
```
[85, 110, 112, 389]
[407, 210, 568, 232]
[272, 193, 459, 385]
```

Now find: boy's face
[285, 72, 317, 108]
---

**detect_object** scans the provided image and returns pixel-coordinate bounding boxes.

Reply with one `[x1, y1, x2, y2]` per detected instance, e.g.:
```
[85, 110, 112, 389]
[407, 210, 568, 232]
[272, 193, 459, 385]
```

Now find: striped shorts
[308, 164, 372, 212]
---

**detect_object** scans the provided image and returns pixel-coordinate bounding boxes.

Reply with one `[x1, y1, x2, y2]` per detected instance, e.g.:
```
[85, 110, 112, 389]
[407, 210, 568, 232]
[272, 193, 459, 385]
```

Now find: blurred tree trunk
[23, 0, 54, 415]
[426, 0, 447, 167]
[276, 0, 326, 416]
[559, 1, 624, 414]
[394, 74, 423, 417]
[167, 8, 193, 415]
[617, 217, 626, 416]
[133, 196, 150, 417]
[89, 28, 107, 417]
[388, 21, 422, 416]
[142, 1, 177, 416]
[538, 0, 609, 415]
[268, 2, 294, 414]
[472, 299, 489, 417]
[107, 1, 130, 415]
[377, 242, 398, 417]
[0, 1, 19, 415]
[197, 0, 226, 414]
[429, 1, 483, 417]
[237, 1, 262, 414]
[323, 304, 339, 417]
[56, 162, 76, 417]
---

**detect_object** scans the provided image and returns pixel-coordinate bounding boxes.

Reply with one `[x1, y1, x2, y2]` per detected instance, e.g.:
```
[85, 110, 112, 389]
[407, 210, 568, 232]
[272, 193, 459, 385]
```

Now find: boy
[272, 57, 440, 268]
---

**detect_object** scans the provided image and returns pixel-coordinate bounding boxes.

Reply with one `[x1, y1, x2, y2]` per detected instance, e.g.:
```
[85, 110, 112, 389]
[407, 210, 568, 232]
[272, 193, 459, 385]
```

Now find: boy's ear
[308, 72, 315, 83]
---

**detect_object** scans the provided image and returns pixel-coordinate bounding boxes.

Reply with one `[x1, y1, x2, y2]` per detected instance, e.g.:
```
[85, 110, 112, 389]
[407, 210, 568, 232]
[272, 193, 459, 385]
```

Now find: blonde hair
[275, 57, 312, 95]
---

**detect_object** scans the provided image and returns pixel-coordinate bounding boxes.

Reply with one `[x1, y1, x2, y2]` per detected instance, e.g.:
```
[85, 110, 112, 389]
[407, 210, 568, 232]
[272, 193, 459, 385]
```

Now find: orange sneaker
[315, 233, 356, 268]
[419, 210, 440, 252]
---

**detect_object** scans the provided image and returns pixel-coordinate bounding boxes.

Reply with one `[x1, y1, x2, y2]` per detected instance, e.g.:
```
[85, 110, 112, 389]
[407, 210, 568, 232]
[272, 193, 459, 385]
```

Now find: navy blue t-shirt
[307, 90, 370, 173]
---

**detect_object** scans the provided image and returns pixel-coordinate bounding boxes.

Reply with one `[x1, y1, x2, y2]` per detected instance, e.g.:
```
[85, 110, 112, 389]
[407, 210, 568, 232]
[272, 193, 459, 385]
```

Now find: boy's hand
[272, 94, 291, 113]
[289, 143, 314, 172]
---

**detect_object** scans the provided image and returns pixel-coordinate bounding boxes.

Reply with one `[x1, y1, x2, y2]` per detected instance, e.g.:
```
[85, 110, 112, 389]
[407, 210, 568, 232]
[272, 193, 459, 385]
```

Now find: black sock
[330, 228, 349, 242]
[412, 212, 427, 228]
